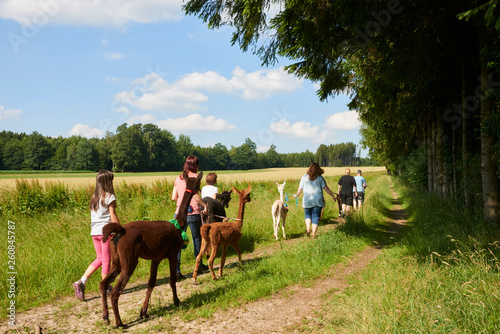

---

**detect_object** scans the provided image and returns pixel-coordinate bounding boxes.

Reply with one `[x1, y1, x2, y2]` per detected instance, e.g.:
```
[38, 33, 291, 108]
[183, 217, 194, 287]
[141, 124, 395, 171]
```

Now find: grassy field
[1, 167, 499, 332]
[0, 168, 381, 311]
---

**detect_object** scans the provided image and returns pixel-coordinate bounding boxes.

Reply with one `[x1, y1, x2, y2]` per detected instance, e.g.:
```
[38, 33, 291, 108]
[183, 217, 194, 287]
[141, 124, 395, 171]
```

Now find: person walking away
[73, 170, 120, 301]
[338, 168, 357, 217]
[353, 170, 367, 210]
[294, 162, 337, 238]
[201, 172, 218, 199]
[172, 155, 208, 280]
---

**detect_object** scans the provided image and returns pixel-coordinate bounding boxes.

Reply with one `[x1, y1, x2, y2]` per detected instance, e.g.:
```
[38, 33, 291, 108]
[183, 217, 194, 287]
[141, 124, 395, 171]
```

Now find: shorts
[304, 206, 323, 225]
[340, 192, 353, 206]
[355, 192, 365, 203]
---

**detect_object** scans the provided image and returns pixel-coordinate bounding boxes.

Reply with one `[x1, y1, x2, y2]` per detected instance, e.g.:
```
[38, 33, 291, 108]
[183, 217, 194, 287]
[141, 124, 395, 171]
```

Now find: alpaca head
[216, 190, 232, 208]
[184, 170, 203, 193]
[232, 184, 251, 204]
[275, 181, 286, 194]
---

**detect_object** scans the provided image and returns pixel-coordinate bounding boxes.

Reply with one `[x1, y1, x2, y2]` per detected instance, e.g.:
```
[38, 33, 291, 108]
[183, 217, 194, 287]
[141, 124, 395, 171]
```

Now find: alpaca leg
[272, 207, 278, 240]
[193, 238, 208, 284]
[273, 214, 279, 240]
[208, 244, 220, 280]
[110, 257, 138, 328]
[282, 215, 286, 239]
[140, 260, 160, 319]
[100, 263, 120, 325]
[219, 245, 228, 278]
[232, 243, 243, 266]
[167, 254, 181, 306]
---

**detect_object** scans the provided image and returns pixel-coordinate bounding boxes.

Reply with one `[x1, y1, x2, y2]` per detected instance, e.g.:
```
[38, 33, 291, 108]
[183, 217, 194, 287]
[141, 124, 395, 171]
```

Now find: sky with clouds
[0, 0, 364, 155]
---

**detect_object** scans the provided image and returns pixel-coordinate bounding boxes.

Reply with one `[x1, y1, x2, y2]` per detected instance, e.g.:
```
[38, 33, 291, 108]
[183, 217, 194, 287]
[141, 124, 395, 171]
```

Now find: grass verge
[309, 177, 500, 333]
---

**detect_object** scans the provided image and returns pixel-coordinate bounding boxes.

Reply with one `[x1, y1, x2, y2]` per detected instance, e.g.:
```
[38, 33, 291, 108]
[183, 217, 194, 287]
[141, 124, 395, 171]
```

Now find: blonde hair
[90, 170, 115, 211]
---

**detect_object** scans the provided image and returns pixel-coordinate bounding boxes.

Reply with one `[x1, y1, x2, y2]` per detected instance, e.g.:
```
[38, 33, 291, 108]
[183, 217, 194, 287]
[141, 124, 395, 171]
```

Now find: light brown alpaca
[193, 184, 251, 284]
[99, 171, 203, 328]
[271, 181, 288, 240]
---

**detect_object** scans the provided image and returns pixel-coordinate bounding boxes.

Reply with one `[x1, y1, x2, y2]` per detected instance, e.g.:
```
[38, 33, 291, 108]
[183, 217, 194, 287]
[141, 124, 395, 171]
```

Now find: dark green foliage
[0, 127, 372, 172]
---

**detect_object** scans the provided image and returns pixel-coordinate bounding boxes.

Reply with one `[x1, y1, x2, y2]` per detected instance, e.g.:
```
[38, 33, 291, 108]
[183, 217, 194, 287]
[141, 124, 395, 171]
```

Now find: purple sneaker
[73, 280, 85, 301]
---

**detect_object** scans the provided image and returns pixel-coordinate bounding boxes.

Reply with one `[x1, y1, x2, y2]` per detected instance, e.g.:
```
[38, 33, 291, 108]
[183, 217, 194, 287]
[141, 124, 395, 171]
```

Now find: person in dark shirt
[337, 168, 357, 217]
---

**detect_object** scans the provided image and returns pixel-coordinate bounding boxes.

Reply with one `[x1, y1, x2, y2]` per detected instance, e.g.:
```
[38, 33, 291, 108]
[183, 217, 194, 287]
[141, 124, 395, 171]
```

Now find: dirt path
[2, 184, 406, 334]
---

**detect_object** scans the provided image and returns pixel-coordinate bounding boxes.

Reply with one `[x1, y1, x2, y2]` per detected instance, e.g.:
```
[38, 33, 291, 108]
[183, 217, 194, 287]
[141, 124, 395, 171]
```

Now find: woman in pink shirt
[172, 155, 208, 280]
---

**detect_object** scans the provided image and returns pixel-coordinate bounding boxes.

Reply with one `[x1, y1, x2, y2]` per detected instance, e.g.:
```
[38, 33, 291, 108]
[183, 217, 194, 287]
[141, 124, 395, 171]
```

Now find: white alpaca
[271, 181, 288, 240]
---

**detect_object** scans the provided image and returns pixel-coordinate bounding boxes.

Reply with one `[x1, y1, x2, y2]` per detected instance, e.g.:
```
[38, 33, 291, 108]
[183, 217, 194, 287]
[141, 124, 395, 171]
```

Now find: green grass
[308, 177, 500, 333]
[5, 171, 498, 333]
[0, 171, 382, 315]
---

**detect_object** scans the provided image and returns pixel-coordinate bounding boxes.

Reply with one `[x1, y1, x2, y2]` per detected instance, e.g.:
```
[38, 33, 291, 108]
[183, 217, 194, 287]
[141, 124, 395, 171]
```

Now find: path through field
[2, 183, 406, 334]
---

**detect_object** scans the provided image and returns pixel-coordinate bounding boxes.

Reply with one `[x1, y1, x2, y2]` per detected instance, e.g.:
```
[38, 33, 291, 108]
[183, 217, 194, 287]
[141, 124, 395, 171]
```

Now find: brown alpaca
[193, 184, 251, 284]
[99, 171, 203, 328]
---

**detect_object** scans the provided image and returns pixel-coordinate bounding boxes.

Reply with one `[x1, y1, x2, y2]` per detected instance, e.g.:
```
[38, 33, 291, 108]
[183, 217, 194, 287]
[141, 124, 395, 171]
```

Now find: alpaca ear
[275, 182, 279, 186]
[246, 184, 252, 192]
[197, 171, 203, 181]
[283, 181, 286, 186]
[231, 186, 239, 194]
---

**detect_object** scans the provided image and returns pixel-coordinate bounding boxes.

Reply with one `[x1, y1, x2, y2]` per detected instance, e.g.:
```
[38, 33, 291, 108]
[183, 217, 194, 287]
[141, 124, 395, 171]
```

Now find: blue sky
[0, 0, 364, 155]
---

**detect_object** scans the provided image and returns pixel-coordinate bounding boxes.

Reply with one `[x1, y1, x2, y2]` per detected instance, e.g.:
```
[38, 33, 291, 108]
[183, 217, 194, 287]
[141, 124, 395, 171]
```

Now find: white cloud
[0, 0, 184, 27]
[113, 67, 303, 113]
[0, 106, 22, 121]
[325, 110, 361, 130]
[157, 114, 237, 132]
[104, 52, 123, 60]
[230, 66, 303, 100]
[177, 71, 235, 94]
[257, 145, 270, 153]
[126, 113, 157, 125]
[68, 124, 104, 138]
[270, 119, 329, 143]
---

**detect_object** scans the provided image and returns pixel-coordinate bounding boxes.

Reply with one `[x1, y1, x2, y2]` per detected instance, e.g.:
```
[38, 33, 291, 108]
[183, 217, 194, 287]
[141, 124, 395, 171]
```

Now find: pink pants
[90, 235, 111, 275]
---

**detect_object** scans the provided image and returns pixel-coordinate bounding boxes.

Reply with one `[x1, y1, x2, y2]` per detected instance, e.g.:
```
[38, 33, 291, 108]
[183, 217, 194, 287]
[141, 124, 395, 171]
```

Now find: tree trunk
[436, 113, 444, 197]
[462, 60, 471, 208]
[452, 126, 458, 200]
[427, 118, 434, 194]
[431, 116, 438, 194]
[479, 49, 500, 225]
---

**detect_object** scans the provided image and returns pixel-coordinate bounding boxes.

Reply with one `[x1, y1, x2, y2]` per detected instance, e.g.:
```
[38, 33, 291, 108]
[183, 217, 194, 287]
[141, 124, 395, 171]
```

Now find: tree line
[182, 0, 500, 224]
[0, 124, 374, 172]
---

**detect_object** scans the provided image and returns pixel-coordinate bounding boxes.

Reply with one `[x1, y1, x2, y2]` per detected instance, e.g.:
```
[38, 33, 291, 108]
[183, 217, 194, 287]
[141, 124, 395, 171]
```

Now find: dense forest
[0, 124, 375, 172]
[183, 0, 500, 224]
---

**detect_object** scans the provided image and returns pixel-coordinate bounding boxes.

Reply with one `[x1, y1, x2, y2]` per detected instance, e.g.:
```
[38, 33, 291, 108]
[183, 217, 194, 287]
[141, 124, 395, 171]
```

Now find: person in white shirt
[201, 172, 219, 199]
[73, 170, 121, 301]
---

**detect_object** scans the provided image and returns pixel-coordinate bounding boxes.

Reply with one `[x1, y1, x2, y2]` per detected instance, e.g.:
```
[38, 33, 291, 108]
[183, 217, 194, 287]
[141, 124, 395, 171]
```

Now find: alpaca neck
[236, 199, 246, 229]
[176, 190, 195, 228]
[279, 190, 284, 203]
